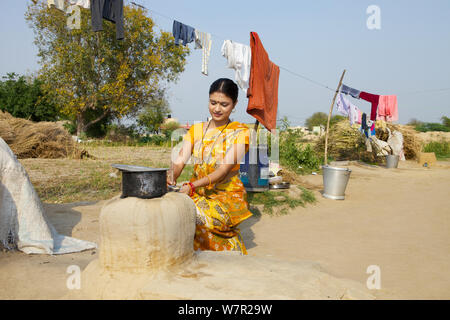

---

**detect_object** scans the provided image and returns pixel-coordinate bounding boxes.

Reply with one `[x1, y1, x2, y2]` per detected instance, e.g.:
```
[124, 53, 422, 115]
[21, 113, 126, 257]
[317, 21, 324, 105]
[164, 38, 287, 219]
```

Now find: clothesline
[131, 1, 336, 93]
[131, 0, 393, 130]
[278, 66, 335, 92]
[397, 87, 450, 95]
[131, 0, 450, 97]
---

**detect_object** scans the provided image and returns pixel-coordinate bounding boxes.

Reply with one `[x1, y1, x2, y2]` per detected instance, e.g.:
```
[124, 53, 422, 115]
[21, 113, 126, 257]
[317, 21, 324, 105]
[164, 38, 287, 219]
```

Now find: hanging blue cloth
[172, 20, 195, 46]
[361, 113, 369, 138]
[341, 84, 361, 99]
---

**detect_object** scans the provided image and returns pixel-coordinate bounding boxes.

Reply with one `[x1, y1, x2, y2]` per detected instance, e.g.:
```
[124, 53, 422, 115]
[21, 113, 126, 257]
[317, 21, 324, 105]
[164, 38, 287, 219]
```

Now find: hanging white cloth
[194, 30, 212, 76]
[0, 138, 96, 254]
[336, 93, 350, 116]
[68, 0, 90, 9]
[221, 40, 252, 91]
[48, 0, 90, 11]
[387, 129, 406, 161]
[336, 92, 363, 125]
[47, 0, 66, 11]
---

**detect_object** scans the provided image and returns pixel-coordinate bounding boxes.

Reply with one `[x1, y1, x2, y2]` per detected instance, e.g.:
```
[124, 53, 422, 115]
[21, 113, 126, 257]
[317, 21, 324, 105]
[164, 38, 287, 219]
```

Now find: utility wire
[278, 66, 335, 92]
[131, 1, 335, 92]
[130, 1, 449, 97]
[397, 87, 450, 95]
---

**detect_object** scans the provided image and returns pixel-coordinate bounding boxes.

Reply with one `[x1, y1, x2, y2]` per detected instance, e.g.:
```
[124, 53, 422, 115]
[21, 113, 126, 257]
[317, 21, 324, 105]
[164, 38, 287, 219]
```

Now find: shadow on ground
[43, 201, 97, 237]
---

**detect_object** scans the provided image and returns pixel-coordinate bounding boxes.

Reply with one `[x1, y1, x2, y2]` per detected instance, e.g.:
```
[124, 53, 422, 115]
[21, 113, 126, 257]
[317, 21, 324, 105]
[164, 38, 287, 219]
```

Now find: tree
[441, 116, 450, 129]
[305, 112, 349, 130]
[305, 112, 328, 130]
[137, 91, 170, 133]
[0, 72, 58, 121]
[330, 115, 347, 126]
[160, 120, 181, 139]
[277, 116, 291, 132]
[408, 117, 450, 132]
[26, 2, 189, 136]
[407, 118, 423, 127]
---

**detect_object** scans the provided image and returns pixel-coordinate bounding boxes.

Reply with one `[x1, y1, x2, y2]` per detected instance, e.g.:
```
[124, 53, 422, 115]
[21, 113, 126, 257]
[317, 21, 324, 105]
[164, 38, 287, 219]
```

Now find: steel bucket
[322, 165, 351, 200]
[385, 155, 399, 169]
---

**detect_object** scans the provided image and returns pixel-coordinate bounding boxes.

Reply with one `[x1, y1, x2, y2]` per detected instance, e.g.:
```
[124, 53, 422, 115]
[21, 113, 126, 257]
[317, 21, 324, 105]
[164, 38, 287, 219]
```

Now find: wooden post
[324, 69, 346, 166]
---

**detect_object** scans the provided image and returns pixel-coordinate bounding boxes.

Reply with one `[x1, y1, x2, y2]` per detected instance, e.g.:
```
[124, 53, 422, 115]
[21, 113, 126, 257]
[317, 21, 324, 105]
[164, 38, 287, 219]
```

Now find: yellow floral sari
[184, 121, 252, 254]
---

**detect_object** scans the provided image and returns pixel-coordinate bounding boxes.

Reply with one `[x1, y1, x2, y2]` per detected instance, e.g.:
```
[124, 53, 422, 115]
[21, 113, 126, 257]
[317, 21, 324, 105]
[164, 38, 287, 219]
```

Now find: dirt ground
[0, 160, 449, 299]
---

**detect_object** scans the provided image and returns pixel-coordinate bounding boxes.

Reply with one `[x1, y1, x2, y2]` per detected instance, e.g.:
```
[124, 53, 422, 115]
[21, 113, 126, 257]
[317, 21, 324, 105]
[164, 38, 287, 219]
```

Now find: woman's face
[208, 92, 236, 123]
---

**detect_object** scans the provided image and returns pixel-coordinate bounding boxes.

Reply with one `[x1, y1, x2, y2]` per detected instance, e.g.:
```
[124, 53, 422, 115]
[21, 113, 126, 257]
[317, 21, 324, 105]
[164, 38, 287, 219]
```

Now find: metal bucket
[322, 165, 351, 200]
[385, 155, 399, 169]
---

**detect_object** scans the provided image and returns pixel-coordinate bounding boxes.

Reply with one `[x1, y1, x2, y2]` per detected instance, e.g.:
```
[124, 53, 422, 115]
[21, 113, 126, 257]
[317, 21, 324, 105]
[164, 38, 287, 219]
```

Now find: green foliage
[247, 185, 316, 215]
[82, 107, 113, 137]
[105, 123, 139, 142]
[0, 73, 58, 121]
[410, 116, 450, 132]
[279, 128, 321, 174]
[330, 115, 347, 126]
[25, 3, 189, 135]
[277, 116, 291, 132]
[138, 134, 168, 146]
[137, 92, 170, 133]
[441, 116, 450, 128]
[80, 138, 169, 147]
[305, 112, 327, 130]
[298, 186, 316, 203]
[423, 141, 450, 160]
[415, 123, 449, 132]
[161, 121, 181, 139]
[178, 165, 194, 182]
[407, 118, 423, 127]
[304, 112, 345, 130]
[63, 121, 77, 135]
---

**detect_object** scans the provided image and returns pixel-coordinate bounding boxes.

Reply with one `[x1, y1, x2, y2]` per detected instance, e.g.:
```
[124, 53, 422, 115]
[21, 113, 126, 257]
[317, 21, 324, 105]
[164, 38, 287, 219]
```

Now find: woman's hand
[167, 175, 175, 186]
[167, 168, 176, 186]
[179, 184, 191, 195]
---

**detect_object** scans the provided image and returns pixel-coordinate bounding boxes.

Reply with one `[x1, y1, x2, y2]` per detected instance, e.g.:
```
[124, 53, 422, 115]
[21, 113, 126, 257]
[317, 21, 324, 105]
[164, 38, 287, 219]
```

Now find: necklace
[200, 119, 231, 163]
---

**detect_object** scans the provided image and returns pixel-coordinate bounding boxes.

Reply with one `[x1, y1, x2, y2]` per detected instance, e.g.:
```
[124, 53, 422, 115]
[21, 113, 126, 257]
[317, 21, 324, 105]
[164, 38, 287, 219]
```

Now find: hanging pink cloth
[377, 95, 398, 122]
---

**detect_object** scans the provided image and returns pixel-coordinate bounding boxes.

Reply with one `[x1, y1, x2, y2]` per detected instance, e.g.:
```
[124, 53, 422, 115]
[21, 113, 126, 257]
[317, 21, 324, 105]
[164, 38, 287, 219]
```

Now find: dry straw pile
[316, 120, 422, 161]
[0, 110, 87, 159]
[316, 120, 370, 161]
[376, 122, 422, 160]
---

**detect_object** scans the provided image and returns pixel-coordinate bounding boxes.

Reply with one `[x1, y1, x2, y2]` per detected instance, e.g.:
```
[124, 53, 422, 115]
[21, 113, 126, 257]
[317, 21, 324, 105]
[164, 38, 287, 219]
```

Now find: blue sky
[1, 0, 449, 126]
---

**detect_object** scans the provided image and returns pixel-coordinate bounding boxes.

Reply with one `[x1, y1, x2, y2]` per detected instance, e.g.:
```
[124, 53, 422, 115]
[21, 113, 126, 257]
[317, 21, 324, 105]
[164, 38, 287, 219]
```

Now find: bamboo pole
[324, 69, 346, 166]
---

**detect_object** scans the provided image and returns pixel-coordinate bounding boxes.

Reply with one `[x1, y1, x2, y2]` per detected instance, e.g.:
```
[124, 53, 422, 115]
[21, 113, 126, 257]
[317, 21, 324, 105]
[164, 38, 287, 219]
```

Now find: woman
[168, 78, 252, 254]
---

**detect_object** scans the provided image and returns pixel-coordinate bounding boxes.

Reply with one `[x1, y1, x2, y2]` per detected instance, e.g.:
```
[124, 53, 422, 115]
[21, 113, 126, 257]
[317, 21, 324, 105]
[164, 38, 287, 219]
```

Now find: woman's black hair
[209, 78, 239, 104]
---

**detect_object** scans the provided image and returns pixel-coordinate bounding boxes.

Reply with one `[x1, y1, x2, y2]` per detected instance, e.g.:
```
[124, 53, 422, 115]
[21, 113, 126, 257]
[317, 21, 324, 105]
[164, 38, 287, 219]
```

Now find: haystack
[316, 120, 421, 161]
[0, 110, 86, 159]
[375, 122, 421, 160]
[315, 120, 375, 162]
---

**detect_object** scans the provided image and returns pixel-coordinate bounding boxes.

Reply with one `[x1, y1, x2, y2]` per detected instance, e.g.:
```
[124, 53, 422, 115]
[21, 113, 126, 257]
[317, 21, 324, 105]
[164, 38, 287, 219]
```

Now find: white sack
[0, 137, 96, 254]
[387, 130, 406, 161]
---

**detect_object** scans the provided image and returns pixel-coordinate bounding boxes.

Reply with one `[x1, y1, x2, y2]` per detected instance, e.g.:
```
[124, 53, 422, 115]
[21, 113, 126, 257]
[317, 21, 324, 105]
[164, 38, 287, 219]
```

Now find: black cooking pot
[112, 164, 168, 199]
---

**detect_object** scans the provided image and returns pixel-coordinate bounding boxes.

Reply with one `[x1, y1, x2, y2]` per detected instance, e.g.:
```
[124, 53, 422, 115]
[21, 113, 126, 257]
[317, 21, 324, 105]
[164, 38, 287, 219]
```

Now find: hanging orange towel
[246, 32, 280, 131]
[377, 95, 398, 122]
